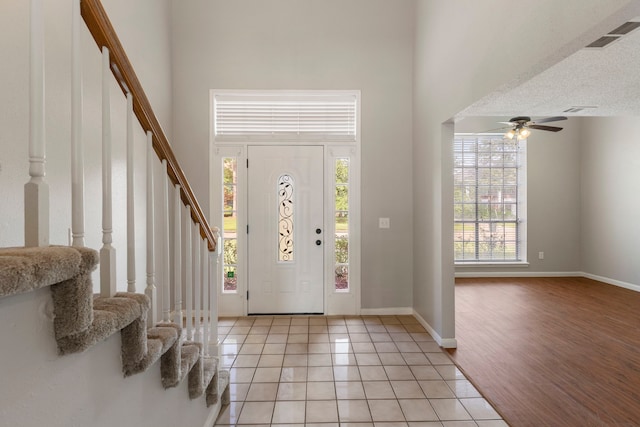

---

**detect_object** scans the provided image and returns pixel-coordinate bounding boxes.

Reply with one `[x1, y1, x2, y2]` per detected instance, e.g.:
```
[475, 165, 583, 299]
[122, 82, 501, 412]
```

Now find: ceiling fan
[499, 116, 567, 139]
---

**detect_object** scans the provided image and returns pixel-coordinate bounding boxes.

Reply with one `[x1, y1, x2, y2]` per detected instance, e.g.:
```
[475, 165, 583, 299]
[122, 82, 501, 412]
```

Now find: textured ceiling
[460, 19, 640, 119]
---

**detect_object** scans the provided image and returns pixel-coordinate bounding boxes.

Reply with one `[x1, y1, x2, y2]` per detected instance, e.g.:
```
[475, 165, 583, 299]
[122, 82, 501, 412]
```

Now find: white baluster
[162, 159, 171, 323]
[209, 228, 221, 356]
[70, 0, 84, 247]
[193, 222, 201, 342]
[174, 185, 183, 326]
[100, 46, 116, 298]
[185, 205, 193, 339]
[126, 93, 136, 292]
[25, 0, 49, 247]
[145, 131, 157, 325]
[202, 238, 209, 356]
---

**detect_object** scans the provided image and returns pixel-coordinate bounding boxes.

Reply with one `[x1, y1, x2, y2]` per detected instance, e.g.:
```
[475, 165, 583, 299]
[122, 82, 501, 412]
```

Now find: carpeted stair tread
[189, 356, 217, 399]
[148, 326, 180, 353]
[161, 338, 200, 389]
[123, 338, 164, 376]
[208, 368, 230, 407]
[157, 323, 186, 388]
[123, 325, 178, 377]
[0, 246, 98, 298]
[181, 342, 201, 378]
[57, 293, 147, 355]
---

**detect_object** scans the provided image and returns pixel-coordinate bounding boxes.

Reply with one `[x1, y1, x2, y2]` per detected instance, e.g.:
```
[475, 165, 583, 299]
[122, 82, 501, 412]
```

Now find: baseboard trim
[455, 270, 640, 293]
[455, 271, 583, 278]
[581, 272, 640, 293]
[203, 400, 221, 427]
[412, 310, 457, 349]
[360, 307, 413, 316]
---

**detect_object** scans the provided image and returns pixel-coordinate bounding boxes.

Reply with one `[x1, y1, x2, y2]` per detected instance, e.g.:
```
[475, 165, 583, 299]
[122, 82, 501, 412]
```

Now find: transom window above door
[212, 90, 360, 143]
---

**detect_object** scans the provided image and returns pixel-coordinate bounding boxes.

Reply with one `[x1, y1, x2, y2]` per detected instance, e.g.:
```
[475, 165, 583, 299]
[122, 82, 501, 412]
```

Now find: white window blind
[454, 134, 527, 263]
[213, 91, 359, 142]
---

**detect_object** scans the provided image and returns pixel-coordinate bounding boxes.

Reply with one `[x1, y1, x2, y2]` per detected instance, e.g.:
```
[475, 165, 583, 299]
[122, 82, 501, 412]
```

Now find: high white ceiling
[460, 19, 640, 119]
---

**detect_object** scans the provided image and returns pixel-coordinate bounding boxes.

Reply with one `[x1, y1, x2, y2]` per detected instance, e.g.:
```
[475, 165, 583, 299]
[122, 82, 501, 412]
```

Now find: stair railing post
[70, 0, 84, 248]
[193, 222, 201, 342]
[126, 92, 136, 292]
[25, 0, 49, 248]
[209, 227, 220, 357]
[174, 185, 183, 326]
[185, 205, 193, 339]
[202, 237, 209, 356]
[145, 131, 157, 325]
[99, 46, 116, 298]
[162, 159, 171, 323]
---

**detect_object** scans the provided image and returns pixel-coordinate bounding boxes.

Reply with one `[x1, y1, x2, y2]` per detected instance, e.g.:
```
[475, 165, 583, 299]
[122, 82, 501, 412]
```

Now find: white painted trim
[456, 262, 530, 268]
[581, 272, 640, 293]
[455, 271, 582, 278]
[360, 307, 413, 316]
[412, 310, 457, 349]
[203, 402, 222, 427]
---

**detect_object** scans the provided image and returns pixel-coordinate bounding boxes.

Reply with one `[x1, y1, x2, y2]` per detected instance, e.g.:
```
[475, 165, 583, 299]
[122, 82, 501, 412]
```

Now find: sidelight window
[222, 157, 238, 292]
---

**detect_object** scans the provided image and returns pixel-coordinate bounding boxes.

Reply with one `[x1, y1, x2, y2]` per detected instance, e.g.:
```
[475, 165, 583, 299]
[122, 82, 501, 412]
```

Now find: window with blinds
[454, 135, 527, 262]
[212, 91, 359, 142]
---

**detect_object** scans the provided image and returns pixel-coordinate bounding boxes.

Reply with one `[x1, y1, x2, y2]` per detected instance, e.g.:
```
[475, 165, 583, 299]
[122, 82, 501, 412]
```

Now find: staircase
[0, 246, 230, 407]
[0, 1, 228, 426]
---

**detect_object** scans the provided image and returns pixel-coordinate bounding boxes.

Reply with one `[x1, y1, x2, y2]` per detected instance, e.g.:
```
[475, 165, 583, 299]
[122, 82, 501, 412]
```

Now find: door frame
[211, 143, 361, 317]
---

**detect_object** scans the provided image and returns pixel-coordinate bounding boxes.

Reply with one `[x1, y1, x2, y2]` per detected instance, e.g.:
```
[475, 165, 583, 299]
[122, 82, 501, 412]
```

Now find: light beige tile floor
[215, 315, 507, 427]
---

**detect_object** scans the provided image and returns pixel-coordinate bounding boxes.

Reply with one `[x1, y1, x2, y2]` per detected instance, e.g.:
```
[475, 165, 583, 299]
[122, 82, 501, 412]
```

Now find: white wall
[102, 0, 174, 139]
[454, 117, 582, 275]
[412, 0, 640, 343]
[170, 0, 416, 309]
[580, 117, 640, 287]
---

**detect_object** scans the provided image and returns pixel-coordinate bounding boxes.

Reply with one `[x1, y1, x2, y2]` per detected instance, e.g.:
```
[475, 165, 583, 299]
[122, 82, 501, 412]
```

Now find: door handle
[315, 240, 322, 246]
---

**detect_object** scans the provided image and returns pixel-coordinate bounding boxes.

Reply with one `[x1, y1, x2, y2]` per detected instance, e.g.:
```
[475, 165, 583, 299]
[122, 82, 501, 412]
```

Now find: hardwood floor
[448, 277, 640, 427]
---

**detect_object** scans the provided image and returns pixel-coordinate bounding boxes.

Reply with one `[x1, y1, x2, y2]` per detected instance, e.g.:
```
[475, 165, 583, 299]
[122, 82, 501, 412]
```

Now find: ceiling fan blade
[498, 121, 516, 125]
[529, 124, 563, 132]
[534, 116, 567, 124]
[471, 126, 511, 134]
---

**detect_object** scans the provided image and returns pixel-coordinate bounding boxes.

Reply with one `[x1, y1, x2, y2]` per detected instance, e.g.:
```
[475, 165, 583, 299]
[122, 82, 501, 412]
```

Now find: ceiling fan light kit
[501, 116, 567, 139]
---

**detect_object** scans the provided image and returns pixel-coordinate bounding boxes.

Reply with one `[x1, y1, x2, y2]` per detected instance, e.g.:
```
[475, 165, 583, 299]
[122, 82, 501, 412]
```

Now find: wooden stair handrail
[81, 0, 215, 251]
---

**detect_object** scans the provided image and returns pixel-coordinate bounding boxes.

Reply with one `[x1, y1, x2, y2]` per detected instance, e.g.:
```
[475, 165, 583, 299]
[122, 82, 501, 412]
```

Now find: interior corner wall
[580, 117, 640, 287]
[412, 0, 640, 342]
[170, 0, 416, 310]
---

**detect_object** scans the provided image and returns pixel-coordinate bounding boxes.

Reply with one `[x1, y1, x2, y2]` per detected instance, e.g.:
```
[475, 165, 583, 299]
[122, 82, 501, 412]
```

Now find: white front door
[247, 146, 324, 314]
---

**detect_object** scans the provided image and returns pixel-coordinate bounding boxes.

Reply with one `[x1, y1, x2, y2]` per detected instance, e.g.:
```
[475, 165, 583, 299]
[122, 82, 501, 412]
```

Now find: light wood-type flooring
[450, 277, 640, 427]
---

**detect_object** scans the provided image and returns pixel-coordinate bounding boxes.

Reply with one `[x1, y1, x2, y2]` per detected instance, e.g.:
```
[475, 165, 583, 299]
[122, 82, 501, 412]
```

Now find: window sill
[455, 262, 530, 268]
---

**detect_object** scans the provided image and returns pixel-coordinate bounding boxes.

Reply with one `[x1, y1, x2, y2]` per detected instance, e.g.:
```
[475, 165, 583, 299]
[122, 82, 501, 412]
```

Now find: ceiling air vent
[609, 21, 640, 35]
[563, 106, 597, 113]
[586, 36, 619, 48]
